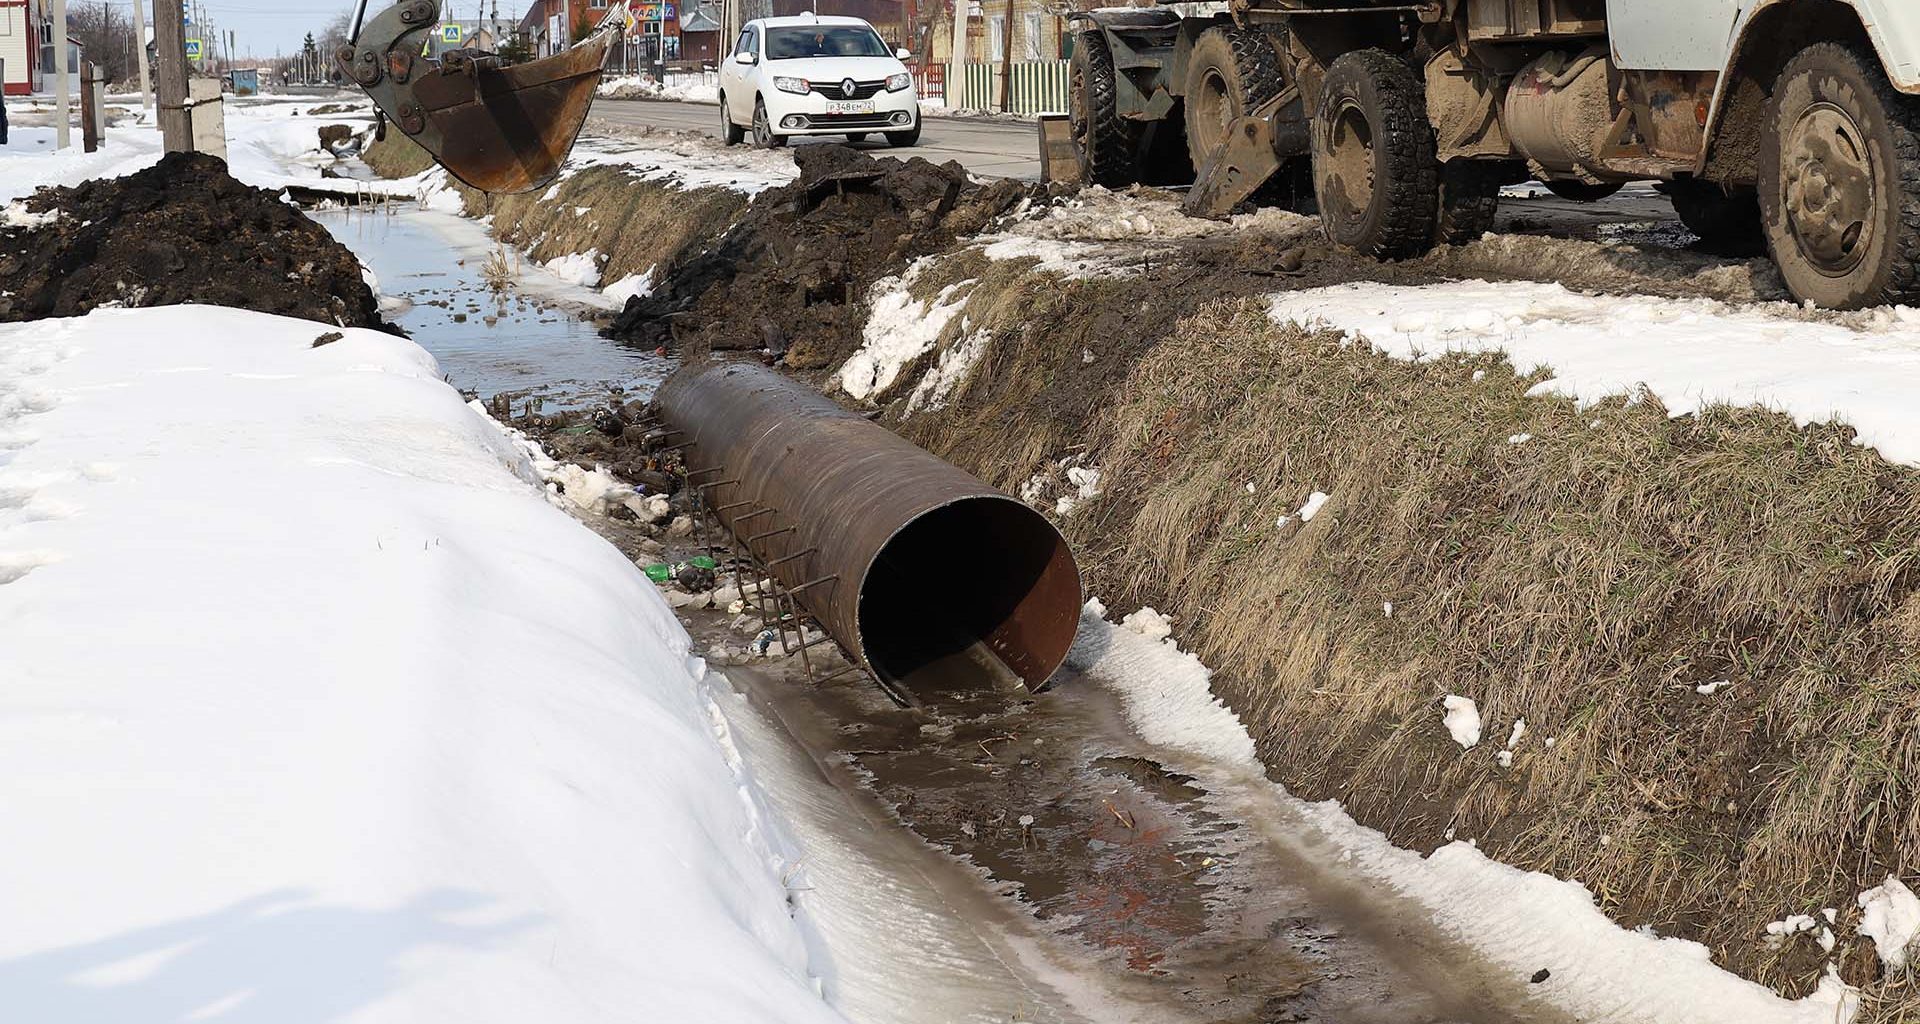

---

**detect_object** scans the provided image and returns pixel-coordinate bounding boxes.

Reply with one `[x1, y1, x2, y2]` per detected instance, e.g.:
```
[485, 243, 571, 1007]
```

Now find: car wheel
[719, 93, 744, 146]
[846, 132, 870, 143]
[885, 119, 921, 147]
[752, 97, 786, 149]
[1760, 41, 1920, 307]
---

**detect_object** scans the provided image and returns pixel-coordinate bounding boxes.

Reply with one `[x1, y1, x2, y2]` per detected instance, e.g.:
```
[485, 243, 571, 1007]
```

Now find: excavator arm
[337, 0, 629, 194]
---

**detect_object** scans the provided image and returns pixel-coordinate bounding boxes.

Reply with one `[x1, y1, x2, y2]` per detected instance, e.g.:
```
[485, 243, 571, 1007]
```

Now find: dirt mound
[0, 152, 390, 331]
[603, 145, 1037, 368]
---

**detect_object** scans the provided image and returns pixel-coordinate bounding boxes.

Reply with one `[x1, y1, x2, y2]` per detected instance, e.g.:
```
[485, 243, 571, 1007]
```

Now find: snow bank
[1068, 601, 1860, 1024]
[598, 74, 722, 104]
[0, 307, 847, 1024]
[1269, 280, 1920, 466]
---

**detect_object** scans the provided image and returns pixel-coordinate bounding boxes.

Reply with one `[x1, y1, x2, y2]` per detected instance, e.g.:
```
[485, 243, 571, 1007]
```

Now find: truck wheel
[1184, 26, 1310, 210]
[1544, 179, 1621, 202]
[1434, 161, 1501, 245]
[1069, 31, 1142, 188]
[1312, 49, 1438, 260]
[1667, 180, 1764, 254]
[1761, 42, 1920, 308]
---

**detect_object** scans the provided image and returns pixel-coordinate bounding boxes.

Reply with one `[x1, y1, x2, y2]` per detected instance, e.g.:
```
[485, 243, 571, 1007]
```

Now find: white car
[717, 14, 921, 149]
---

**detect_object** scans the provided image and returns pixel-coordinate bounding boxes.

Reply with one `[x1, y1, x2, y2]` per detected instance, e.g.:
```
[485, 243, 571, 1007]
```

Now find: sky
[121, 1, 534, 61]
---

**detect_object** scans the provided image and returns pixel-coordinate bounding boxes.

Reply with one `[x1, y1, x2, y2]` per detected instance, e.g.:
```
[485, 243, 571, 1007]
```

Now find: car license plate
[825, 100, 874, 115]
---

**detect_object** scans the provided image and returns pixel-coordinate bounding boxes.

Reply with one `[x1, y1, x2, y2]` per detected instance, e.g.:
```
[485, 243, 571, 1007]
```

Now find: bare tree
[66, 1, 139, 85]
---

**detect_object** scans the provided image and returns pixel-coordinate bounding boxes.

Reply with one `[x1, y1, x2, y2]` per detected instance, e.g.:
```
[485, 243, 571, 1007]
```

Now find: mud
[0, 152, 390, 330]
[603, 145, 1038, 368]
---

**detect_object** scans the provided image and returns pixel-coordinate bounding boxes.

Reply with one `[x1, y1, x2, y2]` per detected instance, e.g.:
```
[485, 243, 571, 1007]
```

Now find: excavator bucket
[338, 0, 613, 195]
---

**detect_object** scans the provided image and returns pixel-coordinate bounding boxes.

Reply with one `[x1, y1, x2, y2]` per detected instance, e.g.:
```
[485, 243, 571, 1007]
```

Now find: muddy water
[314, 206, 672, 410]
[693, 609, 1572, 1024]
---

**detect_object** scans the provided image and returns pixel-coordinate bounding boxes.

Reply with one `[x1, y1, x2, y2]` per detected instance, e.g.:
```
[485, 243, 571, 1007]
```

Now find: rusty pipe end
[856, 494, 1082, 694]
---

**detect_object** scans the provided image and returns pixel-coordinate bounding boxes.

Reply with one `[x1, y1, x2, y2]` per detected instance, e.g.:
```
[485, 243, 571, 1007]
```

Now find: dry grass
[358, 136, 747, 290]
[480, 246, 517, 292]
[453, 166, 746, 289]
[903, 281, 1920, 1002]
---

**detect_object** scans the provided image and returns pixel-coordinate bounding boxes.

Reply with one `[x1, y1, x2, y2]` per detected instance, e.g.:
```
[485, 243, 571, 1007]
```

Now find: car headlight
[773, 77, 811, 95]
[885, 72, 912, 93]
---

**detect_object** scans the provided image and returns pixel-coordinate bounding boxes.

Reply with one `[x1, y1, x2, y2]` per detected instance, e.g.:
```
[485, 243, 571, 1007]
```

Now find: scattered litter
[1696, 680, 1733, 696]
[1383, 601, 1394, 618]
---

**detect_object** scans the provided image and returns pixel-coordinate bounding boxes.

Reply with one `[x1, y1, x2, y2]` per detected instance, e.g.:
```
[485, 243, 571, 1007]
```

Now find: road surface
[589, 98, 1045, 179]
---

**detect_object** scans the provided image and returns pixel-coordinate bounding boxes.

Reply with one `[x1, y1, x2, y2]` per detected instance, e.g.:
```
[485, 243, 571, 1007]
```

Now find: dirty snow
[998, 187, 1316, 242]
[1069, 602, 1862, 1024]
[903, 327, 988, 417]
[1054, 466, 1103, 517]
[0, 306, 848, 1024]
[542, 248, 605, 289]
[837, 262, 974, 401]
[602, 268, 656, 305]
[1857, 875, 1920, 969]
[1441, 696, 1483, 749]
[973, 235, 1159, 279]
[1269, 280, 1920, 466]
[0, 200, 60, 229]
[599, 74, 722, 104]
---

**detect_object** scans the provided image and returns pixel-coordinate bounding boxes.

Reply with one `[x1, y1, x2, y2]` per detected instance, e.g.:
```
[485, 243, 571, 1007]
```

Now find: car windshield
[765, 25, 889, 60]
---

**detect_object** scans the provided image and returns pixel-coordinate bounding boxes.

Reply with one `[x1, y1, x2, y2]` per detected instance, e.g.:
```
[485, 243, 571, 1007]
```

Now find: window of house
[987, 15, 1003, 62]
[1022, 12, 1042, 60]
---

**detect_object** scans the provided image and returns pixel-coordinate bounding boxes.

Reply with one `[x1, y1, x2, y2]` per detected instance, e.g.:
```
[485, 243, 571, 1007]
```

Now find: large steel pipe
[657, 362, 1083, 693]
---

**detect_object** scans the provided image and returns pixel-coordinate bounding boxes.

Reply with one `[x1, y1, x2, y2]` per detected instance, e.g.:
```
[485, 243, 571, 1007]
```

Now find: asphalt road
[589, 98, 1044, 179]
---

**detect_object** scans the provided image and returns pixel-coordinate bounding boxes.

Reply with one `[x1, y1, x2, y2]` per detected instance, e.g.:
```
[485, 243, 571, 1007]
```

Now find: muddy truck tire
[1761, 42, 1920, 308]
[1184, 27, 1312, 210]
[1312, 49, 1439, 260]
[1069, 31, 1143, 188]
[1433, 160, 1503, 245]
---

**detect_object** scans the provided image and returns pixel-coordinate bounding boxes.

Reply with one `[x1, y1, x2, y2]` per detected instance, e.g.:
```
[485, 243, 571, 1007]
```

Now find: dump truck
[1067, 0, 1920, 309]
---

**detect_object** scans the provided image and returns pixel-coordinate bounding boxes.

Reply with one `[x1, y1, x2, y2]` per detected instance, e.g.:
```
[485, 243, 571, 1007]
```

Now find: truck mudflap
[1184, 86, 1303, 216]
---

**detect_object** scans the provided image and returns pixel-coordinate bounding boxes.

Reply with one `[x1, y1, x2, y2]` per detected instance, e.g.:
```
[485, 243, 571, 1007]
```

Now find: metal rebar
[714, 500, 756, 512]
[696, 478, 740, 491]
[734, 508, 775, 523]
[788, 575, 840, 594]
[744, 526, 796, 546]
[767, 548, 818, 567]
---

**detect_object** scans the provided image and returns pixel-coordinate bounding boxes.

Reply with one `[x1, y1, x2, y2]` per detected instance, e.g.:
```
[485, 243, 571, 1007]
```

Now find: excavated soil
[0, 152, 389, 330]
[604, 145, 1039, 368]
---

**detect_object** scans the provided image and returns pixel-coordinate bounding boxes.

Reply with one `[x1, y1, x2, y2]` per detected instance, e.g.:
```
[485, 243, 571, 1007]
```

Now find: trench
[314, 202, 673, 412]
[309, 175, 1573, 1024]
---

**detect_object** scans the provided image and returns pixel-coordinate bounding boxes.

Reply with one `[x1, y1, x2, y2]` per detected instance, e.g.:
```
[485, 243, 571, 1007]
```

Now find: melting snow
[837, 262, 973, 401]
[1269, 280, 1920, 467]
[1442, 696, 1482, 749]
[1858, 875, 1920, 969]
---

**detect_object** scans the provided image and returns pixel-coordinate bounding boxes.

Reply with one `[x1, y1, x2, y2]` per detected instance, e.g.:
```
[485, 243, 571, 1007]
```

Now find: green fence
[956, 60, 1070, 115]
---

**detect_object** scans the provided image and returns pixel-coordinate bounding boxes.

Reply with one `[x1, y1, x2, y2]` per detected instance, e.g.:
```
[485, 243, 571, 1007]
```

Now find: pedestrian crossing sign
[185, 38, 202, 59]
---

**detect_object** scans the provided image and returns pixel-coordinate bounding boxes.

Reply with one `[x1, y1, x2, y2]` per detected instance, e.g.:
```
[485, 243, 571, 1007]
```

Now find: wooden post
[154, 0, 193, 153]
[998, 0, 1012, 113]
[133, 0, 153, 110]
[81, 62, 99, 152]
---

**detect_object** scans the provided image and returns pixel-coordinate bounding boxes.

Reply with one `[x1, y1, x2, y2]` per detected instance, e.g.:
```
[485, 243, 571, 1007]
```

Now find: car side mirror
[734, 51, 756, 65]
[895, 48, 911, 61]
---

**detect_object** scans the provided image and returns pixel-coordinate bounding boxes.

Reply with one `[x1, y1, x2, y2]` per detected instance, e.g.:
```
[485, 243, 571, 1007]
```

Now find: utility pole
[154, 0, 192, 151]
[947, 0, 967, 111]
[133, 0, 153, 109]
[52, 0, 70, 149]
